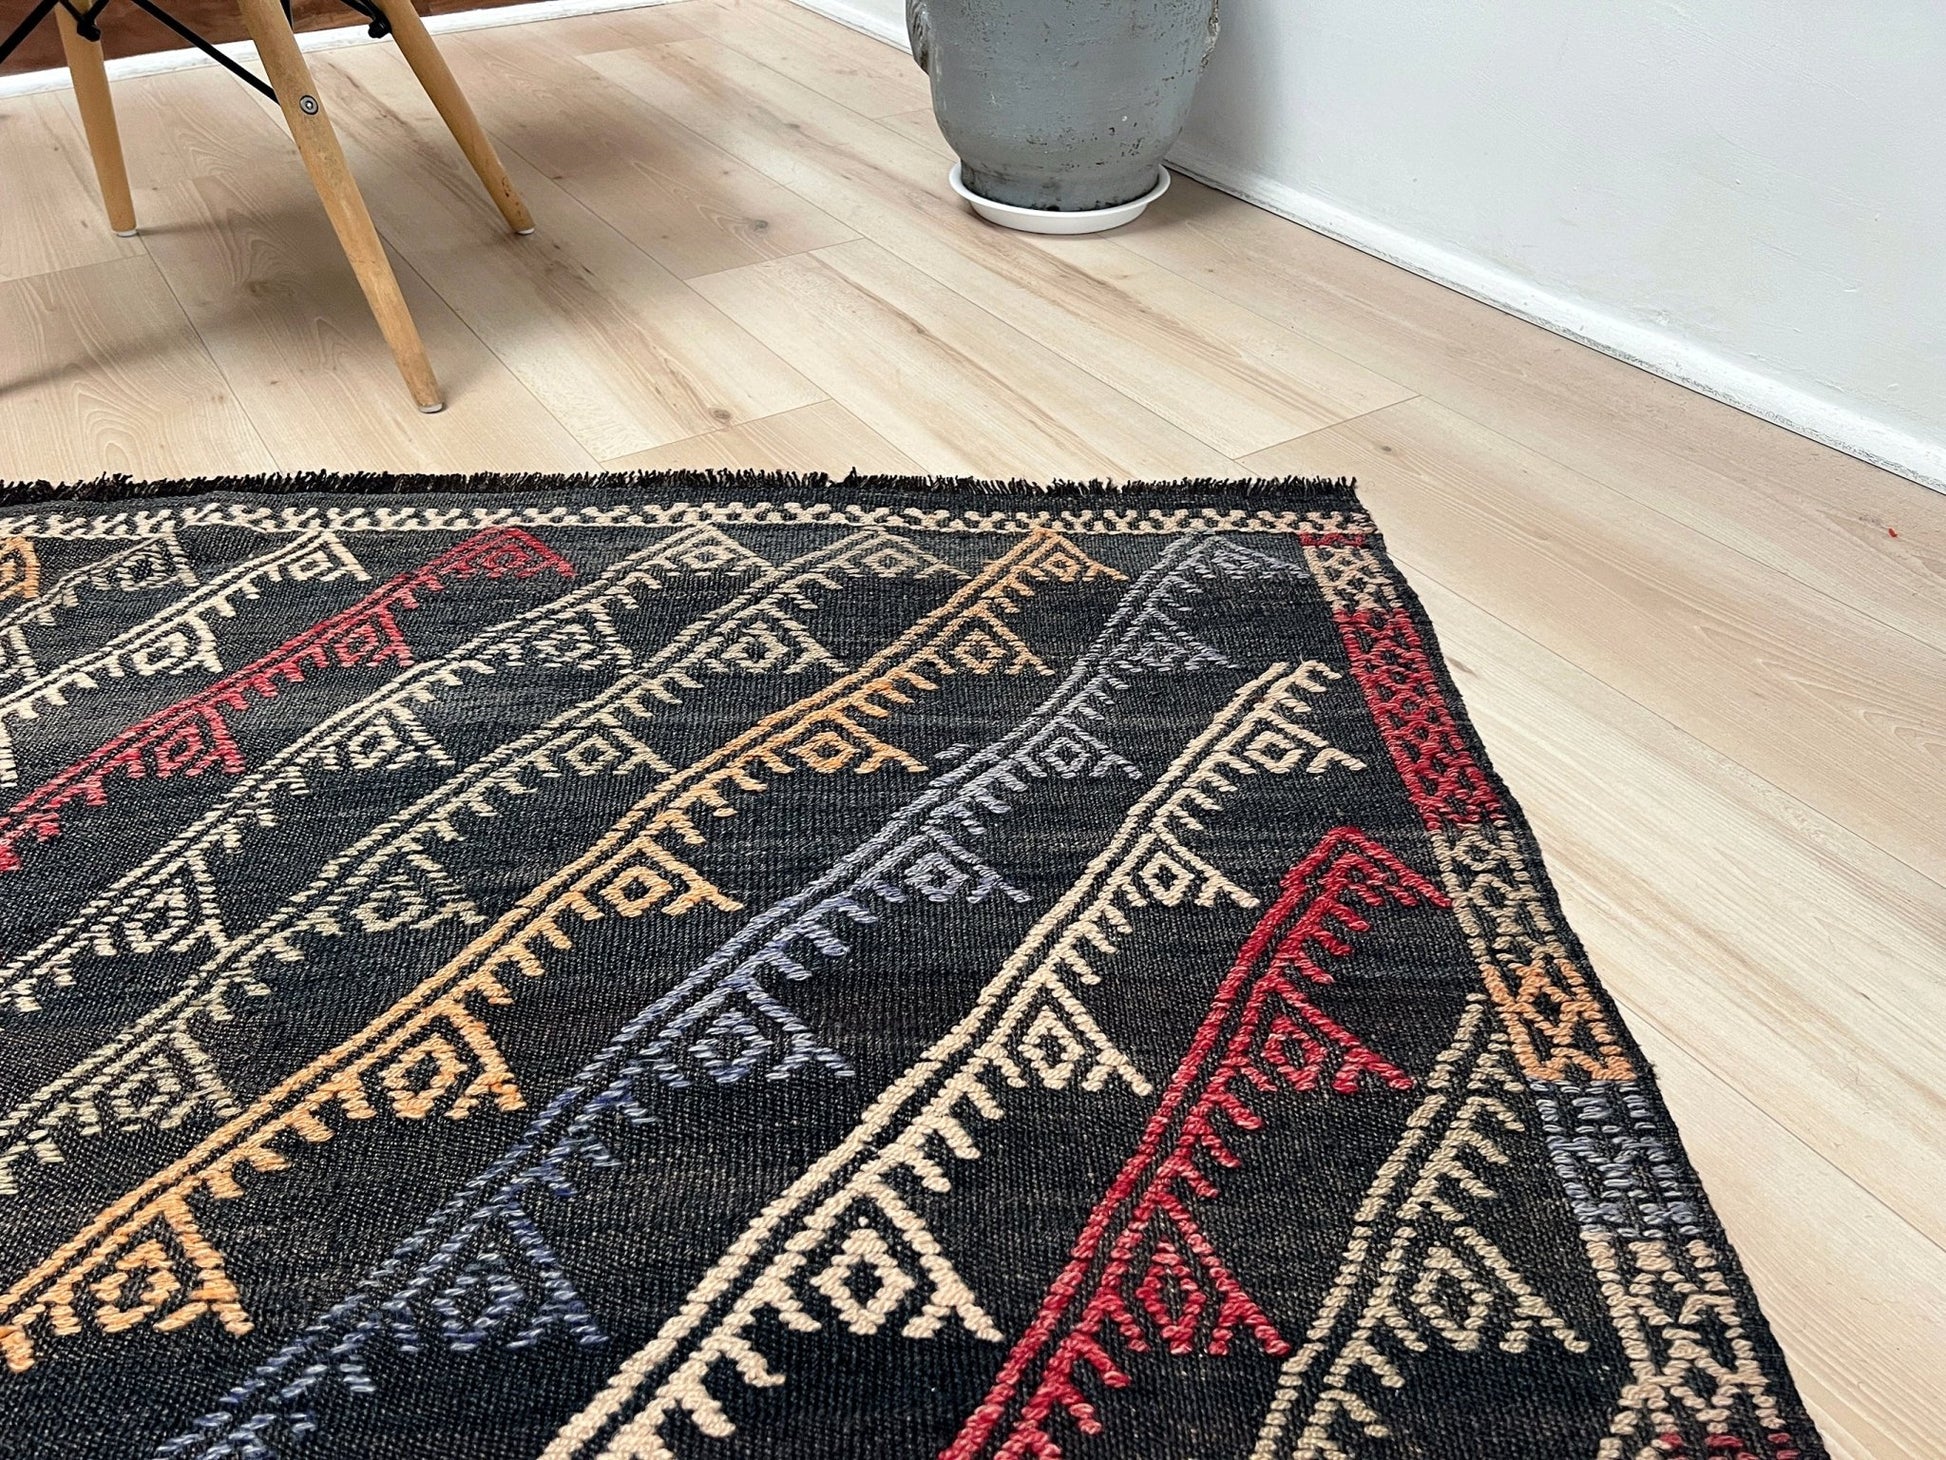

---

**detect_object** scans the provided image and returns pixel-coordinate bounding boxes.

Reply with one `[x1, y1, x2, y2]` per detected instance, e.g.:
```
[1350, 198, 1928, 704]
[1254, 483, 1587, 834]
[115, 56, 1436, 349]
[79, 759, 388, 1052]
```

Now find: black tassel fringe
[0, 470, 1358, 510]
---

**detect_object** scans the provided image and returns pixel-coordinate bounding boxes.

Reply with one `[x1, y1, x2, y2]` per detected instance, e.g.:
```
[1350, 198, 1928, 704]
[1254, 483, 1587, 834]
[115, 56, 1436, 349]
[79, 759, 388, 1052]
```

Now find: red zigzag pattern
[945, 826, 1445, 1460]
[0, 528, 572, 873]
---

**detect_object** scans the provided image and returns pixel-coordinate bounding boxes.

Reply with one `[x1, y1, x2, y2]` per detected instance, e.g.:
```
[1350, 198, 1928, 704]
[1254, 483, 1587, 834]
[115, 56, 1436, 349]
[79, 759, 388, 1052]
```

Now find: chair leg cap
[114, 229, 139, 237]
[418, 403, 446, 414]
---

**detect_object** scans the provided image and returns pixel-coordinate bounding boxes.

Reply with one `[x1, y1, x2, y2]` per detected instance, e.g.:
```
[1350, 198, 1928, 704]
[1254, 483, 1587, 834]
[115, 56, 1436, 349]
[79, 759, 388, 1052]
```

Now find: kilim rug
[0, 475, 1821, 1460]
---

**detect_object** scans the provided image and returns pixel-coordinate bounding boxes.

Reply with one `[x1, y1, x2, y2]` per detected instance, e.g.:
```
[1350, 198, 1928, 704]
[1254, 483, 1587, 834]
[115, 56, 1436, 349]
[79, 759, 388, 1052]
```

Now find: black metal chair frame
[1, 0, 396, 98]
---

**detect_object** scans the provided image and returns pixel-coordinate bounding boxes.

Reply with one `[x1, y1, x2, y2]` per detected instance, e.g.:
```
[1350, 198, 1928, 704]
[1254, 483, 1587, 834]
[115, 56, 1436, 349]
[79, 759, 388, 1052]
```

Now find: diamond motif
[810, 1225, 918, 1336]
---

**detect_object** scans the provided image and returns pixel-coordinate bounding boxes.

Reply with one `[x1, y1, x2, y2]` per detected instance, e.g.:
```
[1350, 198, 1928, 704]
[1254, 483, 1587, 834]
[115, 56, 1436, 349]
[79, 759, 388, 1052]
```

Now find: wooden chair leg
[234, 0, 444, 411]
[54, 5, 137, 236]
[366, 0, 534, 235]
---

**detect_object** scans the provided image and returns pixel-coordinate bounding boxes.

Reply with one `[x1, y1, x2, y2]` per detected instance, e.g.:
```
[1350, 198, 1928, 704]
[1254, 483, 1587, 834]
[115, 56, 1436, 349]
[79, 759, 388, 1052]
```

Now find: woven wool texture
[0, 475, 1822, 1460]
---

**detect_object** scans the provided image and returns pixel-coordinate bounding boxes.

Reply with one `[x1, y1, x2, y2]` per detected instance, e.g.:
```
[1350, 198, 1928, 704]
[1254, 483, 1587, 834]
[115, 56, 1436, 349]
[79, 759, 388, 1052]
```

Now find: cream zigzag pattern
[0, 532, 366, 785]
[1249, 997, 1590, 1460]
[552, 658, 1368, 1460]
[0, 532, 193, 682]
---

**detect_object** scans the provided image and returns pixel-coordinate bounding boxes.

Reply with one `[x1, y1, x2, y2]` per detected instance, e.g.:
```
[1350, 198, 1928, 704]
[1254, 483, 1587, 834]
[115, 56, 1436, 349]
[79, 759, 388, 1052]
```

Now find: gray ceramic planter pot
[908, 0, 1219, 212]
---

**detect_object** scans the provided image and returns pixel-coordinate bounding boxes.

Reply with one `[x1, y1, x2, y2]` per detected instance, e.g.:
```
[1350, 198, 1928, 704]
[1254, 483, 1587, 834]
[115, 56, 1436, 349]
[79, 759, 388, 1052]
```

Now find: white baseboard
[782, 0, 907, 49]
[0, 0, 678, 100]
[1167, 145, 1945, 493]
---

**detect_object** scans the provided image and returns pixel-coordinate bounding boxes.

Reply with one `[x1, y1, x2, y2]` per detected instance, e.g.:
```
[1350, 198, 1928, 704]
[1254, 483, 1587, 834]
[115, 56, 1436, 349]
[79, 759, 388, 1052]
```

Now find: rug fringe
[0, 469, 1358, 508]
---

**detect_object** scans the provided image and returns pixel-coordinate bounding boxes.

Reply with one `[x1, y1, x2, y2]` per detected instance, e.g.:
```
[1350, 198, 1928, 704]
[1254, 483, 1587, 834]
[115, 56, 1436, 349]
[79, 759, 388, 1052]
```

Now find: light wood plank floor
[3, 2, 1943, 1453]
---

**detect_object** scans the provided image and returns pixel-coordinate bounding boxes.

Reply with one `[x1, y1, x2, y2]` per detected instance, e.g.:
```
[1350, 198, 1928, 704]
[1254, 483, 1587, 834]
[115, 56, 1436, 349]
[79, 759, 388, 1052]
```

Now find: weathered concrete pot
[908, 0, 1219, 215]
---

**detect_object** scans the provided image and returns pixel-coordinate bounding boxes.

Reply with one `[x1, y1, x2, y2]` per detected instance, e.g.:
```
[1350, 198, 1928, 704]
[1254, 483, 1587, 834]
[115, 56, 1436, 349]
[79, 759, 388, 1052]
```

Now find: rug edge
[1362, 543, 1834, 1456]
[0, 470, 1359, 509]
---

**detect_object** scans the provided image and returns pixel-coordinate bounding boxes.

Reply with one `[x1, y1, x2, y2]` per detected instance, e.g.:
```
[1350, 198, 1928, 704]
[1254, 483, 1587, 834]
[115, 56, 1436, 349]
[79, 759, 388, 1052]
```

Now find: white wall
[793, 0, 1945, 489]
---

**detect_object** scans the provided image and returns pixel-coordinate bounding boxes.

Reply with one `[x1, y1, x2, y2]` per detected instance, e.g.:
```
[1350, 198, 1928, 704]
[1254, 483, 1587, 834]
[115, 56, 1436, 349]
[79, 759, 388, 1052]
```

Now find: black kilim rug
[0, 475, 1821, 1460]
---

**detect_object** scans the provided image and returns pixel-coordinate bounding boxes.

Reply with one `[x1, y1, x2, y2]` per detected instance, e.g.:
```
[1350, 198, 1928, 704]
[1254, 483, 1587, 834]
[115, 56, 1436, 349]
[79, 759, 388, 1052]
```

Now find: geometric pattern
[0, 475, 1824, 1460]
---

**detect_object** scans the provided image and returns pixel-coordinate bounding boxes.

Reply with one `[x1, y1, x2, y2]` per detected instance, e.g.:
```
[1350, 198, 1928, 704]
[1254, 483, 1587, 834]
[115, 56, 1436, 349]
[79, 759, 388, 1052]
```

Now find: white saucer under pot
[949, 163, 1172, 236]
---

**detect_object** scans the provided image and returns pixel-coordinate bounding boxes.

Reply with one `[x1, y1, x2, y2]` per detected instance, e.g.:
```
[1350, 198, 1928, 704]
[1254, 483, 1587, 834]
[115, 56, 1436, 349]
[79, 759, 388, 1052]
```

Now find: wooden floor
[4, 2, 1944, 1453]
